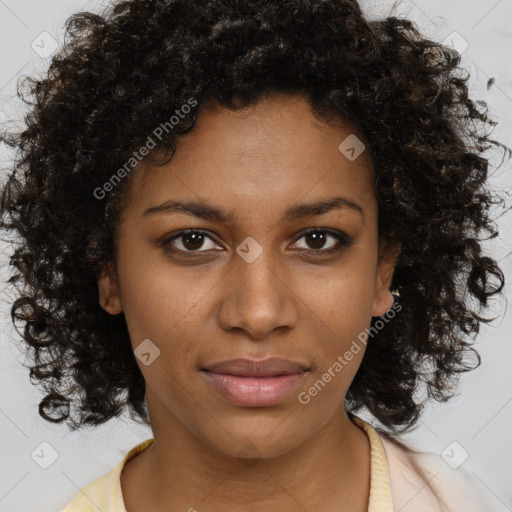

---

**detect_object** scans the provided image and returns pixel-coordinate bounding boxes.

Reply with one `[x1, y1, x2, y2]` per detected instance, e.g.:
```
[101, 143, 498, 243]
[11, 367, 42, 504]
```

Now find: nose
[217, 246, 299, 340]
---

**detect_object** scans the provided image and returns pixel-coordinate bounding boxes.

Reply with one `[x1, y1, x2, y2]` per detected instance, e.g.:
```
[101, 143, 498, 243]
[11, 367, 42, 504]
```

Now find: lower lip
[202, 371, 305, 407]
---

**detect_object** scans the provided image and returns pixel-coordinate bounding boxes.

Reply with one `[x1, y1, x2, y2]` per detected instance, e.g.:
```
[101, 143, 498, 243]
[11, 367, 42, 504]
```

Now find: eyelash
[160, 228, 353, 256]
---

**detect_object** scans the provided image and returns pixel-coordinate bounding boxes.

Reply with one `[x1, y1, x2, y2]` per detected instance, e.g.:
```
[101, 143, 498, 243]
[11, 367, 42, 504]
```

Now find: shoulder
[58, 438, 153, 512]
[380, 434, 501, 512]
[58, 464, 122, 512]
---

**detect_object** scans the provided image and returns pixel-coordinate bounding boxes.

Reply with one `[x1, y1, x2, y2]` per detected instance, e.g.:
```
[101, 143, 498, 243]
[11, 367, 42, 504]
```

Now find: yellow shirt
[59, 415, 496, 512]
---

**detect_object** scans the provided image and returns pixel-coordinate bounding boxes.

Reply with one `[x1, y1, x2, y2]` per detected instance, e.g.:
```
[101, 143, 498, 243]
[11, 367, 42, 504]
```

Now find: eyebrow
[142, 196, 364, 222]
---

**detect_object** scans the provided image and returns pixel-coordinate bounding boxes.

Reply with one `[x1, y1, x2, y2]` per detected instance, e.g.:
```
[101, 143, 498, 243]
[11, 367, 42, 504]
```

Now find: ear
[371, 237, 401, 318]
[98, 261, 123, 315]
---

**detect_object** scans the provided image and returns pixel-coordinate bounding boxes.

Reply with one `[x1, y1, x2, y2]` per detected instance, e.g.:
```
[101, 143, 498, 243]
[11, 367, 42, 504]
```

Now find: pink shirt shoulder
[380, 433, 502, 511]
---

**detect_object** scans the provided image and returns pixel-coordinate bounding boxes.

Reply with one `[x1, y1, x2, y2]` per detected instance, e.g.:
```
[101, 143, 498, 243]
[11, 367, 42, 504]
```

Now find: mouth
[200, 358, 309, 407]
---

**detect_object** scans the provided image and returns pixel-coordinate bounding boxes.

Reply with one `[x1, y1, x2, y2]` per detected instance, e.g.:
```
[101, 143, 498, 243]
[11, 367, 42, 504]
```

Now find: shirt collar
[351, 414, 394, 512]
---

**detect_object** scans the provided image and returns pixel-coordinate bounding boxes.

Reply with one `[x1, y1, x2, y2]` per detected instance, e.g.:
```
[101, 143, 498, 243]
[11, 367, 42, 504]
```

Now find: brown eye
[292, 228, 353, 253]
[304, 231, 329, 250]
[162, 230, 220, 253]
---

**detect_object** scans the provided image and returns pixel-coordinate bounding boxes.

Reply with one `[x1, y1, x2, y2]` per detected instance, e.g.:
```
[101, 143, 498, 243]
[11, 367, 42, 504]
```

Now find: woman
[0, 0, 508, 510]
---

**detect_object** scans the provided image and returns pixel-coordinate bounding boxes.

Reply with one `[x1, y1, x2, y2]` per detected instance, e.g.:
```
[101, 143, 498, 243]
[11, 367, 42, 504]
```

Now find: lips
[201, 358, 309, 407]
[202, 357, 309, 377]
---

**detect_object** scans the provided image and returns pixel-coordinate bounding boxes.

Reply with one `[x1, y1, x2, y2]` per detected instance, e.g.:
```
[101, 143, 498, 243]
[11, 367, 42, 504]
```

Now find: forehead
[125, 94, 376, 224]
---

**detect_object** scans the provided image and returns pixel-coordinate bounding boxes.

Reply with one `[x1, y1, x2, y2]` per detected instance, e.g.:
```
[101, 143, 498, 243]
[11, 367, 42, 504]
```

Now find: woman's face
[98, 93, 398, 458]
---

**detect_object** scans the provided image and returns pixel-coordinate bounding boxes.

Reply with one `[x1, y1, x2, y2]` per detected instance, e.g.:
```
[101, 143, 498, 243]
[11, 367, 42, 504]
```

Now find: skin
[98, 93, 400, 512]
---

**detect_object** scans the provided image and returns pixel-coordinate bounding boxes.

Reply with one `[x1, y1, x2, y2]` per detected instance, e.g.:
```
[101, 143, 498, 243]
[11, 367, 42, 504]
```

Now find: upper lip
[202, 358, 309, 377]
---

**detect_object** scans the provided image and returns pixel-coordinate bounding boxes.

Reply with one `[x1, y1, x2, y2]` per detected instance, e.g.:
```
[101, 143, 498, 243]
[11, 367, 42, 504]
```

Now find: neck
[121, 393, 371, 512]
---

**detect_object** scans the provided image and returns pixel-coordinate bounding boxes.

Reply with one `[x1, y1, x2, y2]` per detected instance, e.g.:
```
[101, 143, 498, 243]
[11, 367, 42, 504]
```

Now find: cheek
[116, 240, 216, 345]
[116, 253, 223, 401]
[117, 261, 208, 407]
[302, 252, 378, 340]
[297, 252, 377, 390]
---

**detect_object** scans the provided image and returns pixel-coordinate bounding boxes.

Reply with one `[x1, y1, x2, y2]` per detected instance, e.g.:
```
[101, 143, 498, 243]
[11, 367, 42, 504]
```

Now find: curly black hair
[0, 0, 509, 435]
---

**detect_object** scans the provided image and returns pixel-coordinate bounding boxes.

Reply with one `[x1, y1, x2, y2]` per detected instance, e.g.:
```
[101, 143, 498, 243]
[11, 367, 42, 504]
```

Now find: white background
[0, 0, 511, 511]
